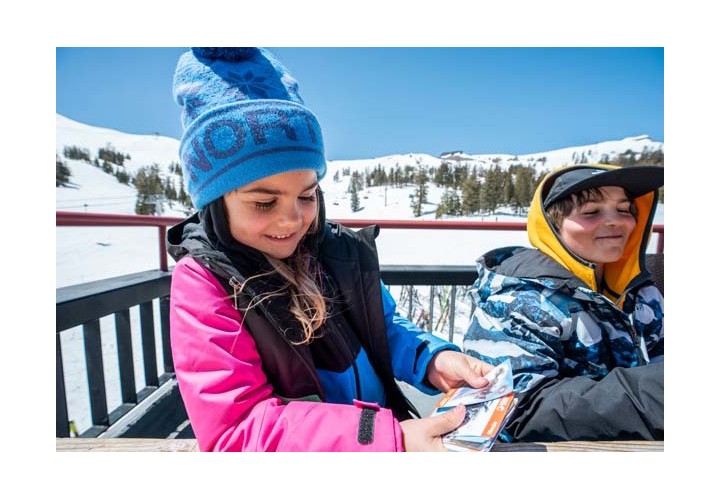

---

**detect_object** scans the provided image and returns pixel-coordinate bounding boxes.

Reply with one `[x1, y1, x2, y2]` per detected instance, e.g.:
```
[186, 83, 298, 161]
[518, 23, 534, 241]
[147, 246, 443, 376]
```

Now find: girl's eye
[254, 200, 276, 211]
[299, 193, 317, 203]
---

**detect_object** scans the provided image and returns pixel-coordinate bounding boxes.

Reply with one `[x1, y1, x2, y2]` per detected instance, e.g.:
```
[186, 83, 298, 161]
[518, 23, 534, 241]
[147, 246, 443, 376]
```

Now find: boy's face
[559, 186, 637, 265]
[223, 170, 319, 260]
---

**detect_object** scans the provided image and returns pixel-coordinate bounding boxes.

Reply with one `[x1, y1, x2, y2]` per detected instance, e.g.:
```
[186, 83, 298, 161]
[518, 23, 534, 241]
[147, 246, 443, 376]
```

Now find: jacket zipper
[352, 361, 362, 401]
[613, 288, 649, 365]
[596, 290, 647, 365]
[328, 317, 363, 401]
[627, 322, 647, 365]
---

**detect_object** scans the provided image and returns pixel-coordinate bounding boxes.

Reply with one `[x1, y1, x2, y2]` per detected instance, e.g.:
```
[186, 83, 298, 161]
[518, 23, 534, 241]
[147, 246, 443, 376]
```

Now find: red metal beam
[336, 219, 528, 230]
[56, 211, 183, 227]
[56, 211, 531, 231]
[56, 211, 664, 271]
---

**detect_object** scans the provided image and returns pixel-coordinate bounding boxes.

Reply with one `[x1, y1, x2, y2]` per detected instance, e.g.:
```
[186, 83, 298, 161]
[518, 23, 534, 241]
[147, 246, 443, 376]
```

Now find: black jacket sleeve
[505, 362, 664, 442]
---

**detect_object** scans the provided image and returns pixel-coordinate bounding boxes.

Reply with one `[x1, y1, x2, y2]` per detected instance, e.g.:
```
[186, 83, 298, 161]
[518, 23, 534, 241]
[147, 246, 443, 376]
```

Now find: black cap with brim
[542, 165, 664, 208]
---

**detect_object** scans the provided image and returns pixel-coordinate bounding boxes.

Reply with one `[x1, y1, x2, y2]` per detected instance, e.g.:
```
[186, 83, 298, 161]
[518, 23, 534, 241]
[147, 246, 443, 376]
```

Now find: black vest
[168, 216, 418, 420]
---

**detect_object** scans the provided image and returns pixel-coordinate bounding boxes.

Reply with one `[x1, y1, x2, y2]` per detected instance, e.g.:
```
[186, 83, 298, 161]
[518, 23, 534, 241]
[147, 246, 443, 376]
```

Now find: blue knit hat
[173, 47, 327, 209]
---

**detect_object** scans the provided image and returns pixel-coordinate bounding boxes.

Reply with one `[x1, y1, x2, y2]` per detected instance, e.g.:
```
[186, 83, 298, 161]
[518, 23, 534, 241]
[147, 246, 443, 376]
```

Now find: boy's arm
[506, 362, 664, 441]
[464, 287, 566, 394]
[634, 284, 664, 361]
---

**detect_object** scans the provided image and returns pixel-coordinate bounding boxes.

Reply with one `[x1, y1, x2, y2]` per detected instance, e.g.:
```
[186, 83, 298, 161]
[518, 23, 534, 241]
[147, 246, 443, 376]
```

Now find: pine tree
[178, 183, 192, 208]
[452, 164, 468, 189]
[434, 162, 452, 187]
[460, 176, 481, 215]
[412, 167, 429, 216]
[56, 156, 71, 186]
[503, 170, 515, 208]
[481, 165, 504, 213]
[349, 171, 361, 212]
[164, 177, 178, 201]
[98, 143, 127, 166]
[63, 145, 91, 162]
[114, 167, 130, 185]
[133, 164, 164, 215]
[402, 165, 414, 186]
[436, 189, 461, 218]
[513, 167, 534, 213]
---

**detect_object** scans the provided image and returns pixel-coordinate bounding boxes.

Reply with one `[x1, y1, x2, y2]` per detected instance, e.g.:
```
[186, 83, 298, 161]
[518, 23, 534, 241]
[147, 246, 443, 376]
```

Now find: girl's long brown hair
[235, 197, 328, 345]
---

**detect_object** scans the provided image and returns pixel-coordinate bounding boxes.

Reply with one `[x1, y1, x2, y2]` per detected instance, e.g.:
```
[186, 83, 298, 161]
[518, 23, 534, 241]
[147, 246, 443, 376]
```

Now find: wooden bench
[56, 437, 662, 452]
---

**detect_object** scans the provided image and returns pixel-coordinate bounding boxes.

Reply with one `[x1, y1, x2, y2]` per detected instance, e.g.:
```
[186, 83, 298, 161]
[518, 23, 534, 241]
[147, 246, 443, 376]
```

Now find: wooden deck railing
[56, 438, 663, 452]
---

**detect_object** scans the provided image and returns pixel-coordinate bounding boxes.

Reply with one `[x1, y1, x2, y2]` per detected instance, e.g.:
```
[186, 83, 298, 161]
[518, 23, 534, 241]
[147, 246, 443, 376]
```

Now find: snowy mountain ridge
[57, 113, 663, 189]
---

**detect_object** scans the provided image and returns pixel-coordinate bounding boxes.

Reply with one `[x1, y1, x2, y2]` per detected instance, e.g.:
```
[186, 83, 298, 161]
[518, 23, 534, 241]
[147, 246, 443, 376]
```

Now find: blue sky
[56, 47, 663, 161]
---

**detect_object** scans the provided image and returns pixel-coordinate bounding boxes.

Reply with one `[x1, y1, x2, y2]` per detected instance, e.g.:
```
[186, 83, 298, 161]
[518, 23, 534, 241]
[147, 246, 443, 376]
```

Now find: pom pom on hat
[173, 47, 327, 210]
[191, 47, 258, 62]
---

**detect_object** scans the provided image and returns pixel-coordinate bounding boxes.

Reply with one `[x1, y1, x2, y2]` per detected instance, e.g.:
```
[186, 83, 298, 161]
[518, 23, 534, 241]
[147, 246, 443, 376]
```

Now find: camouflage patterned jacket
[464, 164, 664, 393]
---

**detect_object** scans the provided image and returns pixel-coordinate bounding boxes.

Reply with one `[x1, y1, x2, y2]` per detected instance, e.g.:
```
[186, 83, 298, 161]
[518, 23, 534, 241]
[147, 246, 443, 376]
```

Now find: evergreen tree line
[59, 142, 663, 216]
[61, 144, 134, 186]
[132, 161, 190, 215]
[59, 143, 191, 215]
[344, 148, 664, 216]
[345, 160, 542, 216]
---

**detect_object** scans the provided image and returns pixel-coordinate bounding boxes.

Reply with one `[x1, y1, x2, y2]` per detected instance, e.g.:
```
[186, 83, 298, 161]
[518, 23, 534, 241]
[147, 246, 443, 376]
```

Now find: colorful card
[432, 360, 517, 452]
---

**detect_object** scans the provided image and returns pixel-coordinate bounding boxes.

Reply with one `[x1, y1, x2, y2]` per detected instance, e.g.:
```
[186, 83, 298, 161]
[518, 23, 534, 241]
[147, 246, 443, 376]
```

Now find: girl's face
[559, 186, 637, 265]
[223, 170, 319, 260]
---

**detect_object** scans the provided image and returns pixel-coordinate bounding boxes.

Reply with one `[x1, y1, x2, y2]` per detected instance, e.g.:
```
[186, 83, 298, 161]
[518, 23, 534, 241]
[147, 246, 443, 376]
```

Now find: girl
[167, 47, 493, 451]
[463, 164, 664, 441]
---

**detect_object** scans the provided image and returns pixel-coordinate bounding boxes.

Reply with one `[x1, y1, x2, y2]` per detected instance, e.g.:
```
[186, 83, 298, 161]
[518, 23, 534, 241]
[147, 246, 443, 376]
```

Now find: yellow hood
[527, 164, 659, 304]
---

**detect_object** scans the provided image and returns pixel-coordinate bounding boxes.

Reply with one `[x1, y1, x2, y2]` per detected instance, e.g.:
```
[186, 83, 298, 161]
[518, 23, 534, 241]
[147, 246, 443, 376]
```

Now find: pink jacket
[170, 257, 405, 451]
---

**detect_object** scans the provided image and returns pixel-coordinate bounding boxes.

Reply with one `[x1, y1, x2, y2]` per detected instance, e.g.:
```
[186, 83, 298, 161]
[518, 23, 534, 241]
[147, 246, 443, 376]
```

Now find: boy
[464, 164, 664, 441]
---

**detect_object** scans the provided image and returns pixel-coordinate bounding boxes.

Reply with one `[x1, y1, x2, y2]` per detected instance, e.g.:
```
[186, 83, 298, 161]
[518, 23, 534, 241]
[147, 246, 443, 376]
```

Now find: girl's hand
[399, 404, 466, 451]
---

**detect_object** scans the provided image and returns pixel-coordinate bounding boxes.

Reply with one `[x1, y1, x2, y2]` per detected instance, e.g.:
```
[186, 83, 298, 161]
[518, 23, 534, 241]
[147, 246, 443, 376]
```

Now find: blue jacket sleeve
[380, 282, 460, 394]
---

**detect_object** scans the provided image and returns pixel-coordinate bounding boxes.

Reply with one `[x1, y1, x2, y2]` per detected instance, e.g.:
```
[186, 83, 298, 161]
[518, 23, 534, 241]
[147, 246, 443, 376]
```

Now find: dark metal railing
[56, 270, 174, 438]
[56, 265, 478, 438]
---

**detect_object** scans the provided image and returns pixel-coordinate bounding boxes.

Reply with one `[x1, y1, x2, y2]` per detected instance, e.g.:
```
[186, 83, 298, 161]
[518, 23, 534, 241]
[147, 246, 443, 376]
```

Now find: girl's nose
[277, 201, 302, 226]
